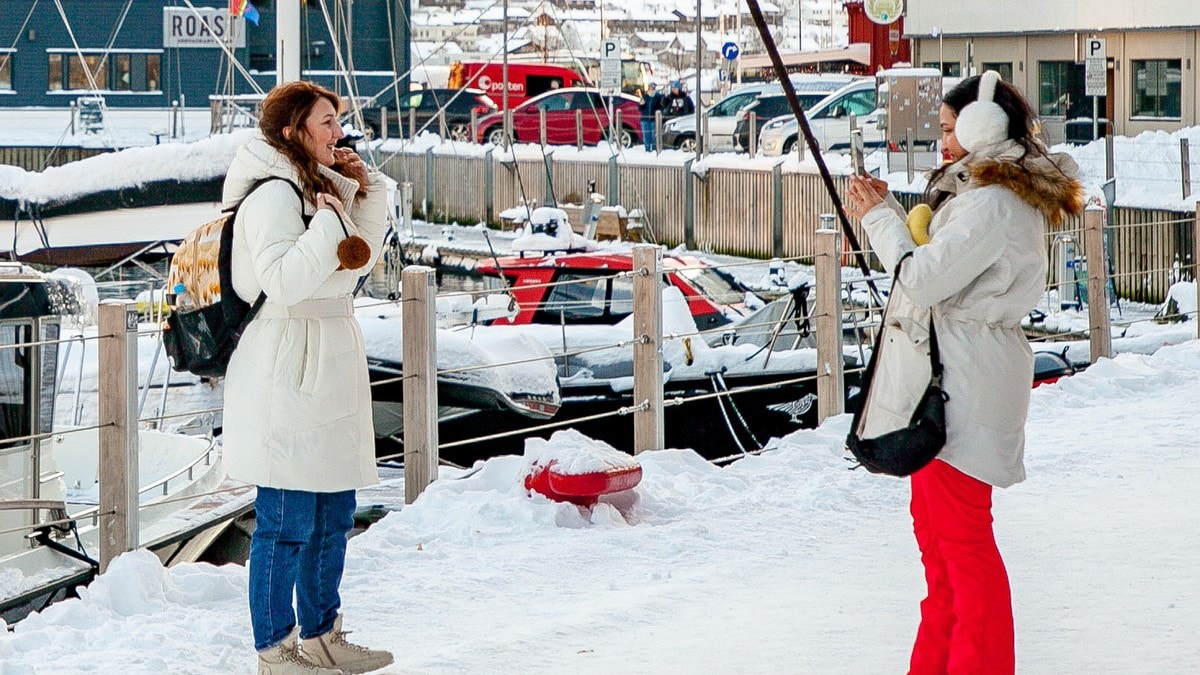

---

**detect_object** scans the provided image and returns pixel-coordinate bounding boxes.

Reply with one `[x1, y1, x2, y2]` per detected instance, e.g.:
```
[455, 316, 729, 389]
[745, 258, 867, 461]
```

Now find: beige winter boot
[257, 626, 345, 675]
[300, 614, 394, 674]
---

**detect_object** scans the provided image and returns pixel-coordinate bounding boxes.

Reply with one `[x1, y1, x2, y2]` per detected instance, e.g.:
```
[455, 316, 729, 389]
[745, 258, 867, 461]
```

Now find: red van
[447, 62, 588, 109]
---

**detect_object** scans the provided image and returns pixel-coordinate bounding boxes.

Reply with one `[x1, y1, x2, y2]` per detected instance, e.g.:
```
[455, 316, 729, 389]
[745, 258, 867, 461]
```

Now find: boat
[0, 263, 254, 624]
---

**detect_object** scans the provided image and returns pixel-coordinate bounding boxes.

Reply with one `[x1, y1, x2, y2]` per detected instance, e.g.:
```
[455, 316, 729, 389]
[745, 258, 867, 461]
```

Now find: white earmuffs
[954, 70, 1009, 153]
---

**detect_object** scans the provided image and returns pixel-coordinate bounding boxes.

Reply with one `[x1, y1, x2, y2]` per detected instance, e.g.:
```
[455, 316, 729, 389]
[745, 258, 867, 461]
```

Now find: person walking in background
[221, 80, 394, 675]
[844, 71, 1084, 674]
[659, 80, 695, 120]
[636, 82, 661, 151]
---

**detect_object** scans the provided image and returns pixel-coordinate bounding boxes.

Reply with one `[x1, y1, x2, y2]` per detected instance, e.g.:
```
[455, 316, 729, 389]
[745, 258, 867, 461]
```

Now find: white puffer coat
[857, 140, 1082, 487]
[220, 136, 389, 492]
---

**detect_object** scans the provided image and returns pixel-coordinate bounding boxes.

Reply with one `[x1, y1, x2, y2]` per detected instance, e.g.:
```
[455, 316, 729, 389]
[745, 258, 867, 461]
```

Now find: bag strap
[850, 251, 943, 435]
[220, 177, 308, 333]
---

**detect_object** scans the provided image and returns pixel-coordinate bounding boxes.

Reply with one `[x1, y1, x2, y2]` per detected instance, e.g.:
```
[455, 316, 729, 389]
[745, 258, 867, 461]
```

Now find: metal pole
[1182, 138, 1192, 201]
[694, 0, 703, 161]
[424, 147, 435, 218]
[380, 105, 389, 141]
[402, 266, 438, 504]
[576, 109, 584, 151]
[502, 0, 510, 143]
[772, 161, 784, 257]
[684, 158, 695, 249]
[1092, 95, 1099, 143]
[906, 127, 915, 184]
[1083, 206, 1112, 360]
[484, 149, 494, 224]
[1195, 203, 1200, 338]
[632, 245, 664, 453]
[98, 301, 138, 573]
[539, 108, 547, 147]
[401, 181, 413, 234]
[815, 219, 844, 424]
[654, 110, 663, 153]
[749, 112, 758, 156]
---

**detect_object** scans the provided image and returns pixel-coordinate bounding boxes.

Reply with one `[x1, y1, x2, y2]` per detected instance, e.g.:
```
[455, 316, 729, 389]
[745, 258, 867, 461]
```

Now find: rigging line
[316, 0, 366, 133]
[49, 0, 123, 150]
[551, 22, 659, 244]
[371, 0, 510, 167]
[0, 0, 40, 79]
[177, 0, 264, 96]
[50, 0, 101, 93]
[743, 0, 883, 307]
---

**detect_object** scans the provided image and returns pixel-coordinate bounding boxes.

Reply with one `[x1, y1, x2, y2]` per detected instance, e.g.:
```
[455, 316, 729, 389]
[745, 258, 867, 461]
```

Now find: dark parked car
[732, 92, 827, 153]
[474, 87, 642, 148]
[360, 88, 498, 141]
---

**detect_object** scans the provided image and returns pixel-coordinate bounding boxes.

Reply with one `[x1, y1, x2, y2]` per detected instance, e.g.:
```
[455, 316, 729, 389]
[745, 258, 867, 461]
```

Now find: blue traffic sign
[721, 41, 739, 61]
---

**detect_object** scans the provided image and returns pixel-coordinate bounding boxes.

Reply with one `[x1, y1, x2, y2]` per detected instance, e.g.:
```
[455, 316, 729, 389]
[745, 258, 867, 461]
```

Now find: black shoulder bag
[846, 255, 949, 477]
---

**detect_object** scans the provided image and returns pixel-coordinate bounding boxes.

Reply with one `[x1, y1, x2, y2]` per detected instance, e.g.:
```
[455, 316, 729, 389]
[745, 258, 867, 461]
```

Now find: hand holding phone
[849, 128, 866, 176]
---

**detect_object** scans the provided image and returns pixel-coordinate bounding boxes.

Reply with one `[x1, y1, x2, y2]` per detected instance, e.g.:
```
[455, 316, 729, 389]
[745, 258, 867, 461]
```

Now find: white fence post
[1084, 206, 1113, 361]
[632, 245, 664, 453]
[815, 222, 845, 425]
[98, 301, 139, 573]
[402, 266, 438, 503]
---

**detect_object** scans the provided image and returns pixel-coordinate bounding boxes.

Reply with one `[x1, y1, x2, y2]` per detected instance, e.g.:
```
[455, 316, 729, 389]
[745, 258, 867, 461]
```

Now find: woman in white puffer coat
[846, 72, 1084, 674]
[221, 81, 393, 675]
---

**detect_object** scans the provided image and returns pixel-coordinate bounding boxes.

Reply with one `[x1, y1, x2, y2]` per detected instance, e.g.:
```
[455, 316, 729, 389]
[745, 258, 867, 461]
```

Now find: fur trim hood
[934, 140, 1085, 226]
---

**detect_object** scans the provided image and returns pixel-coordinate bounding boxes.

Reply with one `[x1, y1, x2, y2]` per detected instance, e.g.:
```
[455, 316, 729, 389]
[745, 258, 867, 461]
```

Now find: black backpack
[163, 177, 307, 378]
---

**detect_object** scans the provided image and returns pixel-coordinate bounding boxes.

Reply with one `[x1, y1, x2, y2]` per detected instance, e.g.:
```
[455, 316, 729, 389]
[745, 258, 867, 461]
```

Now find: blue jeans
[640, 120, 655, 151]
[250, 486, 356, 651]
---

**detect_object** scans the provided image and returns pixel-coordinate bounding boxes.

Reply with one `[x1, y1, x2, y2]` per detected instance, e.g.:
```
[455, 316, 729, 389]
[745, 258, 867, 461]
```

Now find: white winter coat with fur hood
[220, 136, 389, 492]
[857, 140, 1083, 487]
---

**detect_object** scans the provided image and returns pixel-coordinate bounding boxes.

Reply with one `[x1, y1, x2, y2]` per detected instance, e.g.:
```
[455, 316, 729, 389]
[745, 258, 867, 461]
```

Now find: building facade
[0, 0, 411, 109]
[904, 0, 1200, 142]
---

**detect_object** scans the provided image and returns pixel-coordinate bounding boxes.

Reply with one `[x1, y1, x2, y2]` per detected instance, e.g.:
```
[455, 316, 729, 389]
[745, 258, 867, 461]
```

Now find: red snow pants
[908, 459, 1015, 675]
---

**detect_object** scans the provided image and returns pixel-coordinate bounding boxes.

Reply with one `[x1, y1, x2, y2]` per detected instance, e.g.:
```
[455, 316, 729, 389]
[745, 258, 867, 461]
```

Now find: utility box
[877, 68, 942, 174]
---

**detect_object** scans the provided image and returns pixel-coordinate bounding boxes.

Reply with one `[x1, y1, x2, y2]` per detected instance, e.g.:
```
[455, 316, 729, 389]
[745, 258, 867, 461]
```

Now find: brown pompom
[337, 235, 372, 271]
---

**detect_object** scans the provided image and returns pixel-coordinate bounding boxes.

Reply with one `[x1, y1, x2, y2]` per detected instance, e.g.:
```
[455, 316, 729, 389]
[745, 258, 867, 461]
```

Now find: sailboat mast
[277, 0, 302, 85]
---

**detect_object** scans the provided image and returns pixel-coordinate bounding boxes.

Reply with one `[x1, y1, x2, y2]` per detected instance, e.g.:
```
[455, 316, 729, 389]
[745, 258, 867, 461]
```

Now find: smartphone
[849, 128, 866, 176]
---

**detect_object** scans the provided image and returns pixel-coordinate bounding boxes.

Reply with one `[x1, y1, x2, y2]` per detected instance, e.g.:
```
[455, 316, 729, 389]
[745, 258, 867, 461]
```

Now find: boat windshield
[675, 266, 745, 306]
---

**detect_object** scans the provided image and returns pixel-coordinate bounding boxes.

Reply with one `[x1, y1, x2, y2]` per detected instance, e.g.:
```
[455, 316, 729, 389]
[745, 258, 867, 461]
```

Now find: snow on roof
[0, 129, 253, 206]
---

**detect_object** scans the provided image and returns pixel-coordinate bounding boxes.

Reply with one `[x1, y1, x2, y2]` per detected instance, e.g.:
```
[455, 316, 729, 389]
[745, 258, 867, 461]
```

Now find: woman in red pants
[845, 71, 1085, 673]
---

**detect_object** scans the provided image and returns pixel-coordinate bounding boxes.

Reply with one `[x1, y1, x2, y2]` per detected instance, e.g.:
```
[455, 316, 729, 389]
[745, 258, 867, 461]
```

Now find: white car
[758, 79, 893, 157]
[661, 74, 860, 152]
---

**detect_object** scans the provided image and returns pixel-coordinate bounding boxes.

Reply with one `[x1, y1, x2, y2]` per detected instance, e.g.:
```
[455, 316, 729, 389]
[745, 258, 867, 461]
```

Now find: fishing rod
[743, 0, 884, 302]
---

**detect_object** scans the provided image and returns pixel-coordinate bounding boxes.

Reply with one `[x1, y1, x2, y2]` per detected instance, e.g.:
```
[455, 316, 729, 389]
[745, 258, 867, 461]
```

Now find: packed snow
[1, 338, 1198, 672]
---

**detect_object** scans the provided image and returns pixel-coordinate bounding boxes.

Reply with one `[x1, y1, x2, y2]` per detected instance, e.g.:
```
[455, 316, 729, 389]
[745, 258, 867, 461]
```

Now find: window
[0, 51, 12, 90]
[981, 62, 1013, 82]
[68, 54, 106, 90]
[712, 92, 755, 117]
[112, 54, 131, 91]
[48, 53, 62, 91]
[923, 62, 961, 77]
[1132, 59, 1182, 118]
[1038, 61, 1094, 119]
[541, 274, 606, 321]
[841, 90, 877, 116]
[146, 53, 161, 91]
[0, 324, 31, 449]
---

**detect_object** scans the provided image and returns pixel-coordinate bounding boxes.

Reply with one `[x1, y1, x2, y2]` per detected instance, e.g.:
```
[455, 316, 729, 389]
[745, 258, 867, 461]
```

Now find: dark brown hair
[924, 74, 1046, 208]
[259, 81, 365, 203]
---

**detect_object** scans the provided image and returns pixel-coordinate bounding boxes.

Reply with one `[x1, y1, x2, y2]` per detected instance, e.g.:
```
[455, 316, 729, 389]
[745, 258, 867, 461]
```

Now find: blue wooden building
[0, 0, 411, 108]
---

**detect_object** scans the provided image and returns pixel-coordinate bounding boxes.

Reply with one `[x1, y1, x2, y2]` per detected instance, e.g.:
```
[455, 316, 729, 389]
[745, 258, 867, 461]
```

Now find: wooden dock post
[632, 245, 664, 454]
[98, 301, 139, 573]
[1084, 206, 1113, 361]
[402, 266, 438, 504]
[815, 221, 845, 425]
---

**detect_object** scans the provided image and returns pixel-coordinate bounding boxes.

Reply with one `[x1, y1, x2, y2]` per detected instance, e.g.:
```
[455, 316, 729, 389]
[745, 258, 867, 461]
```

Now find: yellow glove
[906, 204, 933, 246]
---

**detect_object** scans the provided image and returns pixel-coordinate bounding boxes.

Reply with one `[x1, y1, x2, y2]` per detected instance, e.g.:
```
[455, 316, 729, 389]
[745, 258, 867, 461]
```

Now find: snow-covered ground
[1, 339, 1198, 673]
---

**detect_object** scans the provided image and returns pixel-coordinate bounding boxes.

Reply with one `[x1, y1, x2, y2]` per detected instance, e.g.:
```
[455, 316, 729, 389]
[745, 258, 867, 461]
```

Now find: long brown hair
[259, 81, 362, 204]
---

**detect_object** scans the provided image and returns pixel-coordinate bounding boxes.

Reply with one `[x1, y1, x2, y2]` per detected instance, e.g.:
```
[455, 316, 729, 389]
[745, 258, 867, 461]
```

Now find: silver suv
[662, 74, 860, 152]
[758, 79, 883, 156]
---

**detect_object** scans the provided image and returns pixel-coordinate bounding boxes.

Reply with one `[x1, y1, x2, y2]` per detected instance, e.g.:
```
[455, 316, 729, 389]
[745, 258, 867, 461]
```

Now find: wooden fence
[0, 146, 109, 171]
[379, 149, 1199, 304]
